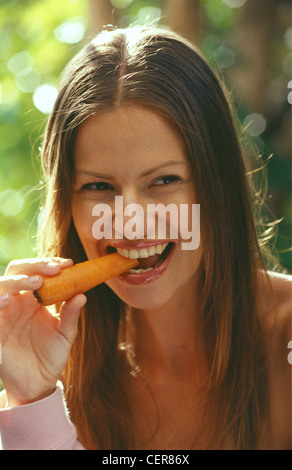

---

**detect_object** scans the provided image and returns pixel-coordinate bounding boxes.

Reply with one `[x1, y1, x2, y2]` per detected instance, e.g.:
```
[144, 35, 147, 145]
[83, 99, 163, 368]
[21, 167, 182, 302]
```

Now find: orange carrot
[34, 253, 138, 306]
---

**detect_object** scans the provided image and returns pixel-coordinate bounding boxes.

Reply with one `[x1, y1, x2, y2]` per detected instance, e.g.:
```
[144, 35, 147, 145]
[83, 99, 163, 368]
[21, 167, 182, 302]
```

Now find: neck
[124, 279, 207, 380]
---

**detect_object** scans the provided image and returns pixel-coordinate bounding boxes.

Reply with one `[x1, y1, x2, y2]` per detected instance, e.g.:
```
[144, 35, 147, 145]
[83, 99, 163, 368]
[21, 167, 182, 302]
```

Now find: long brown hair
[39, 26, 269, 449]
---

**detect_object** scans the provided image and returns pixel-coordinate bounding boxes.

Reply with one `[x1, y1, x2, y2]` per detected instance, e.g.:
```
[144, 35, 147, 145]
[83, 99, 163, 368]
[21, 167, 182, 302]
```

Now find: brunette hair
[39, 26, 270, 449]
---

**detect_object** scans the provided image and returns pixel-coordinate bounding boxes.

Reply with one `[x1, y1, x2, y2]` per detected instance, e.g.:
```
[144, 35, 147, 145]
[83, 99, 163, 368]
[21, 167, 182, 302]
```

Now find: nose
[121, 187, 142, 208]
[113, 188, 148, 240]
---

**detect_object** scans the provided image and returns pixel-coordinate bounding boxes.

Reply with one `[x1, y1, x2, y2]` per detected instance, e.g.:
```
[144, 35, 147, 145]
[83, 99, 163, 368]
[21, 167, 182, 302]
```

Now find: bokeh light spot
[111, 0, 134, 8]
[243, 113, 266, 136]
[214, 46, 235, 68]
[7, 51, 33, 75]
[137, 7, 161, 25]
[54, 17, 86, 44]
[222, 0, 247, 8]
[33, 84, 58, 114]
[15, 68, 41, 93]
[0, 189, 24, 217]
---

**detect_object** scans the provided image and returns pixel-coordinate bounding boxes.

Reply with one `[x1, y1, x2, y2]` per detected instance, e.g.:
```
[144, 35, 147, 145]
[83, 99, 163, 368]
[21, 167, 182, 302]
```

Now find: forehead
[73, 104, 187, 172]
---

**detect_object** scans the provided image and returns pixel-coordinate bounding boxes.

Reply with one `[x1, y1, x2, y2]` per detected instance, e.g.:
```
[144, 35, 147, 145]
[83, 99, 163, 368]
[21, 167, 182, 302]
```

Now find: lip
[116, 241, 175, 285]
[106, 239, 171, 251]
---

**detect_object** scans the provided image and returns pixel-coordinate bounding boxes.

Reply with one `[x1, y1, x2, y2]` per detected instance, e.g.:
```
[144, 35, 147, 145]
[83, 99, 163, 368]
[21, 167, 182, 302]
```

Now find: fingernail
[0, 293, 10, 303]
[29, 275, 41, 284]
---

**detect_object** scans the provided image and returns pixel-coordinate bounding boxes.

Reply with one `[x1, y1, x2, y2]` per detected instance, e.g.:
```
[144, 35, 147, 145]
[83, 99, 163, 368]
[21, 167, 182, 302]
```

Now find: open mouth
[107, 242, 174, 274]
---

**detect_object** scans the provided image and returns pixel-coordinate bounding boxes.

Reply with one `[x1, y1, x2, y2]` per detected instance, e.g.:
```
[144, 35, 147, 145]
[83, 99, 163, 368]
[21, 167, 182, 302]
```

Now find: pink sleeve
[0, 384, 85, 450]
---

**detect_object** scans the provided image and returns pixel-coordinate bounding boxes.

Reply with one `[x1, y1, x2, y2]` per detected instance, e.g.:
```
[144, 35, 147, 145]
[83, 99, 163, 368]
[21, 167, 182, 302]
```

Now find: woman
[0, 26, 290, 450]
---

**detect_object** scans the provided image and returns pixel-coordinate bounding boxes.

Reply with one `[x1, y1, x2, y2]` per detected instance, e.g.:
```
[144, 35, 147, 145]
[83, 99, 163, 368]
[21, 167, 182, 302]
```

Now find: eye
[79, 182, 114, 192]
[151, 175, 181, 186]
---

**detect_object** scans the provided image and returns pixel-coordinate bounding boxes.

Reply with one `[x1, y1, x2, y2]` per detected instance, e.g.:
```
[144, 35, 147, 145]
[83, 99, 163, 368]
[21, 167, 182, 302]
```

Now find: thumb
[58, 294, 87, 344]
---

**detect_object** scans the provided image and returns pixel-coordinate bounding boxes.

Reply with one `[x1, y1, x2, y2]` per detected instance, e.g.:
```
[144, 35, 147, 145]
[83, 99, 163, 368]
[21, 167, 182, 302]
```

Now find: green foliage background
[0, 0, 291, 274]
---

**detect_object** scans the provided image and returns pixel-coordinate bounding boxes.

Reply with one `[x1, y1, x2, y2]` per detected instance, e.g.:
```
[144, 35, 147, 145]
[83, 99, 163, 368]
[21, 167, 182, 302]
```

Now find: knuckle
[5, 258, 46, 276]
[0, 293, 11, 308]
[0, 274, 40, 296]
[5, 259, 34, 276]
[5, 259, 21, 273]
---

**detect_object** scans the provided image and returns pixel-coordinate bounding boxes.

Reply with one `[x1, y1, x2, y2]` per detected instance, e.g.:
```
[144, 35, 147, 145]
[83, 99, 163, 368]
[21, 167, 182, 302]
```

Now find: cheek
[176, 241, 202, 276]
[72, 197, 96, 247]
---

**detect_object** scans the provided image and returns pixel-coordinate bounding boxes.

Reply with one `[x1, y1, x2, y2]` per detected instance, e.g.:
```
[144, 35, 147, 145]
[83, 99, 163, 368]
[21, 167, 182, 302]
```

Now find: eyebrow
[75, 170, 115, 180]
[75, 161, 190, 179]
[140, 161, 190, 177]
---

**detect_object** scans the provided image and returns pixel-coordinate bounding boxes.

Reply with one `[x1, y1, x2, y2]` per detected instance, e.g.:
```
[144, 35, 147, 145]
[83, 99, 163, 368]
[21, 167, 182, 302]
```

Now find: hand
[0, 258, 87, 407]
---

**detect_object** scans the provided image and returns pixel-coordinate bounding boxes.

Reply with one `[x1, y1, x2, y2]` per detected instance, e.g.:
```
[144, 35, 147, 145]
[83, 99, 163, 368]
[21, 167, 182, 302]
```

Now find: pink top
[0, 384, 84, 450]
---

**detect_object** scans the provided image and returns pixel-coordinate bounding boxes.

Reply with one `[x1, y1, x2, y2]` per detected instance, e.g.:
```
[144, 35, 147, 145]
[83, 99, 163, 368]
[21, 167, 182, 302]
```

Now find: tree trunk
[229, 0, 278, 113]
[88, 0, 118, 35]
[161, 0, 201, 42]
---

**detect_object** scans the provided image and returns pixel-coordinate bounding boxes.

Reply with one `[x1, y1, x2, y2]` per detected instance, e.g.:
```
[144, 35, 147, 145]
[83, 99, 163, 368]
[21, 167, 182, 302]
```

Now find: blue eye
[80, 182, 114, 191]
[152, 175, 181, 186]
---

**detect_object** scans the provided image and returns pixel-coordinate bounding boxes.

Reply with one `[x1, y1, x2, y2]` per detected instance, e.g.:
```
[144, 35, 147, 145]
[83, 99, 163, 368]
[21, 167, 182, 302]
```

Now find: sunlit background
[0, 0, 291, 272]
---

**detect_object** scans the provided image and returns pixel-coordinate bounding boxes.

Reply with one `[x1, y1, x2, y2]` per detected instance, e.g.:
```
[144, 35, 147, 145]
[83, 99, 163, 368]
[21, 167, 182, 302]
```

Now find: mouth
[106, 242, 174, 275]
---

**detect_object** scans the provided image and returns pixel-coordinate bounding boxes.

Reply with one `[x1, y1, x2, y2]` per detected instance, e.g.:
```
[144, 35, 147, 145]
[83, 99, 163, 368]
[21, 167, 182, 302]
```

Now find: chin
[105, 277, 174, 311]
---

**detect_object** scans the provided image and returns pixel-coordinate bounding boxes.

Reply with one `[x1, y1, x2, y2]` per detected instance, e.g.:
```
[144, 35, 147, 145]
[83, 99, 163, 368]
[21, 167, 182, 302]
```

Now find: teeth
[127, 267, 154, 274]
[156, 245, 164, 254]
[129, 249, 139, 259]
[117, 243, 168, 259]
[149, 246, 157, 256]
[138, 248, 151, 258]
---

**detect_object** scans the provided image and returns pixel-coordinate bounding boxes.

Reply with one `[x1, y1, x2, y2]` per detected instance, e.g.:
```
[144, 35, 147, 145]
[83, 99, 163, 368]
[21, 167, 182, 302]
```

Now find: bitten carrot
[34, 253, 138, 306]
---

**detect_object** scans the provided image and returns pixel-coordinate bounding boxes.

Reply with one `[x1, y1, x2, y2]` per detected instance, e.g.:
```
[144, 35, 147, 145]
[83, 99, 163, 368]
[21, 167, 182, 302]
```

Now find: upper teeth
[117, 243, 168, 259]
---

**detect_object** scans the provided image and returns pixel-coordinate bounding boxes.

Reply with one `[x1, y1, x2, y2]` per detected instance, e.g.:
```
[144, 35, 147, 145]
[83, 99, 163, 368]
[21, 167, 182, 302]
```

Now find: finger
[5, 258, 73, 277]
[58, 294, 87, 344]
[0, 293, 11, 309]
[0, 275, 43, 295]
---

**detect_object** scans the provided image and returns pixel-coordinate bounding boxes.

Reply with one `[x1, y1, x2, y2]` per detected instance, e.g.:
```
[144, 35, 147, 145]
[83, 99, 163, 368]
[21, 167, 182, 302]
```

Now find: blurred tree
[162, 0, 200, 42]
[229, 0, 278, 112]
[0, 0, 88, 275]
[89, 0, 117, 33]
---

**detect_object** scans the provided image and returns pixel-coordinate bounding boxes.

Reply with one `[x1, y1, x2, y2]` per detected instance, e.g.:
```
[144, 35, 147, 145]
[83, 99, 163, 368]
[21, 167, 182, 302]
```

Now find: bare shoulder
[0, 388, 7, 409]
[266, 270, 292, 303]
[258, 269, 291, 327]
[259, 269, 291, 360]
[257, 269, 291, 449]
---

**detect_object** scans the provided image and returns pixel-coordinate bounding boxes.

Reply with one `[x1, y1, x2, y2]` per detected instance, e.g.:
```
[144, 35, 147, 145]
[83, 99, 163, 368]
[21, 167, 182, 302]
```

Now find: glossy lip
[115, 241, 175, 285]
[106, 239, 171, 251]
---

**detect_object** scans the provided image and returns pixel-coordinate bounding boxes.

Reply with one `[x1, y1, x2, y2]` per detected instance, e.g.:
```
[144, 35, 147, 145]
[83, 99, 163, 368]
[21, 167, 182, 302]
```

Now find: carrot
[34, 253, 138, 306]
